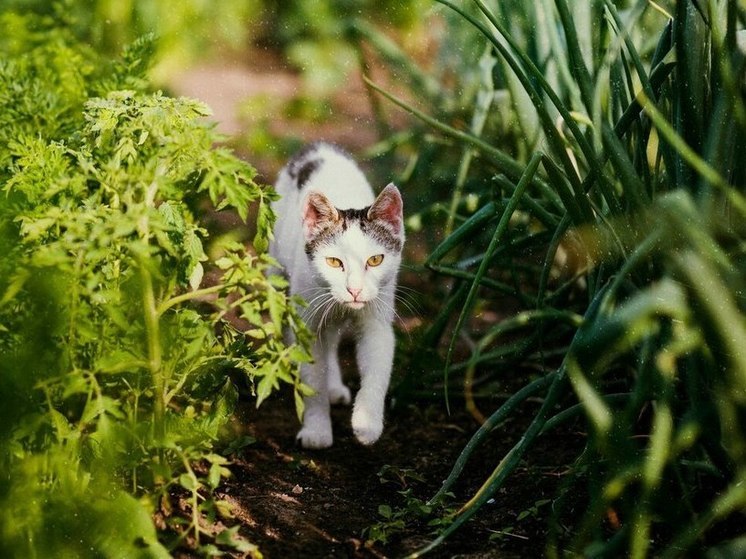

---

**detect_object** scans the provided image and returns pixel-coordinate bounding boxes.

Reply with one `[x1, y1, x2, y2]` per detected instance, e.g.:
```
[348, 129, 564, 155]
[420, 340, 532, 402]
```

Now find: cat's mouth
[345, 301, 366, 310]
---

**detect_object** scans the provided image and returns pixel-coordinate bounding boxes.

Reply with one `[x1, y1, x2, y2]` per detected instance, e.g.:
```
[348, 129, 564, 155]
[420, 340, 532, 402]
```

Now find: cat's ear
[302, 191, 339, 240]
[368, 183, 403, 234]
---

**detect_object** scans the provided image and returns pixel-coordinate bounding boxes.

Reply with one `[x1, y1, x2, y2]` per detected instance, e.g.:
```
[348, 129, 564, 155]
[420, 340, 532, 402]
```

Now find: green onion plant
[360, 0, 746, 556]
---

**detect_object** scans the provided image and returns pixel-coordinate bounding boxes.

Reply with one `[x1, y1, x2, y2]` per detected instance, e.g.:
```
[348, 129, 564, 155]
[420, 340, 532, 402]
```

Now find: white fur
[269, 144, 403, 448]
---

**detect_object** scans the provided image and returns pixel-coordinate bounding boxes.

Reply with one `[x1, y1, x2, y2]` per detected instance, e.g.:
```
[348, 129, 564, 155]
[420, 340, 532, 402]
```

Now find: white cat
[270, 142, 404, 449]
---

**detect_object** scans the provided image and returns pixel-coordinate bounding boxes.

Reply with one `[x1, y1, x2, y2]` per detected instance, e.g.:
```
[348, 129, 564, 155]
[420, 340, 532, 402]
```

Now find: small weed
[213, 526, 262, 558]
[364, 465, 456, 546]
[286, 456, 322, 474]
[222, 434, 257, 457]
[365, 489, 437, 546]
[488, 526, 529, 543]
[516, 498, 551, 522]
[488, 498, 553, 543]
[377, 464, 426, 488]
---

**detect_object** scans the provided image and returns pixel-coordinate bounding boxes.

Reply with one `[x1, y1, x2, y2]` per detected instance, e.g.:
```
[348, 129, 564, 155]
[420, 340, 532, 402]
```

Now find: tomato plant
[0, 10, 309, 557]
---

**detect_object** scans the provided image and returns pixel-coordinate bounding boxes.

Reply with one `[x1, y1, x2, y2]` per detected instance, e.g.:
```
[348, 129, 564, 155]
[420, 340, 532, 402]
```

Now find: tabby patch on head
[303, 183, 404, 255]
[301, 183, 404, 310]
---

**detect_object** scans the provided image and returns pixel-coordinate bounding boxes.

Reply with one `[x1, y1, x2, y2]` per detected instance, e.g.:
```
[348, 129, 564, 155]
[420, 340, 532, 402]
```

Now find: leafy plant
[359, 0, 746, 557]
[9, 0, 432, 90]
[488, 498, 552, 544]
[363, 465, 455, 546]
[264, 0, 430, 91]
[3, 0, 258, 82]
[0, 8, 309, 557]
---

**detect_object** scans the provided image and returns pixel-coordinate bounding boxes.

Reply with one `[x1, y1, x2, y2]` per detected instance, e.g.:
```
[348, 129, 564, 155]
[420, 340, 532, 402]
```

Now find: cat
[269, 142, 405, 449]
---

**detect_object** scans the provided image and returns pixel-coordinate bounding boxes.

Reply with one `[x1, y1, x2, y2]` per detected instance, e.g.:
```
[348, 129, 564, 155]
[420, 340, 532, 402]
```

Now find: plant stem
[443, 151, 543, 411]
[138, 179, 166, 442]
[428, 371, 556, 505]
[140, 263, 165, 442]
[156, 284, 224, 316]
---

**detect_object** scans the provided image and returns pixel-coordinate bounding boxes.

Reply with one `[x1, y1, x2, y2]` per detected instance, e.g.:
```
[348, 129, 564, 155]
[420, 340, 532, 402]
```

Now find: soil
[170, 51, 585, 558]
[216, 378, 582, 559]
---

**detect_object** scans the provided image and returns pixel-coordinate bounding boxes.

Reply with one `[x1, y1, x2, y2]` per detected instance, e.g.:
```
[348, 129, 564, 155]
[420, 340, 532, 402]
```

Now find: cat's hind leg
[326, 327, 351, 405]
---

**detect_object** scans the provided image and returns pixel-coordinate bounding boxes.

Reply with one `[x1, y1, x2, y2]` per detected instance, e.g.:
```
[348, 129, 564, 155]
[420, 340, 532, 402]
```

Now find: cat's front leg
[296, 341, 333, 449]
[352, 319, 394, 445]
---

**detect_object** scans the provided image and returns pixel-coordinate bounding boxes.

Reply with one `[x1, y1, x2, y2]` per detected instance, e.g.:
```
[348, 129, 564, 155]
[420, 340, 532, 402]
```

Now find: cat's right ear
[302, 191, 339, 240]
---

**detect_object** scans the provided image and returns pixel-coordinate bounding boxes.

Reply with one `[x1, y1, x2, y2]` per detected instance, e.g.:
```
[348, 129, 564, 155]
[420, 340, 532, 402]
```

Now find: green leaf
[245, 328, 267, 340]
[208, 462, 222, 489]
[49, 409, 73, 439]
[266, 288, 284, 335]
[158, 201, 186, 234]
[96, 350, 145, 374]
[255, 374, 276, 408]
[253, 199, 275, 253]
[179, 473, 200, 492]
[294, 388, 305, 421]
[188, 261, 204, 291]
[378, 504, 393, 519]
[215, 526, 260, 554]
[87, 491, 172, 559]
[289, 345, 312, 364]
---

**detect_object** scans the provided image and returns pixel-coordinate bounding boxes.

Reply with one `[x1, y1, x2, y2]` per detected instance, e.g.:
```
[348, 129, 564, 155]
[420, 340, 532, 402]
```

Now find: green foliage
[1, 0, 259, 82]
[266, 0, 430, 91]
[487, 498, 552, 543]
[360, 0, 746, 557]
[0, 9, 309, 557]
[363, 465, 455, 546]
[2, 0, 430, 89]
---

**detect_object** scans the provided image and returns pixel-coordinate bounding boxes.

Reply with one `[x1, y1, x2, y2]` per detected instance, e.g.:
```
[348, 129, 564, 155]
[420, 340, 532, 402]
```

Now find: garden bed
[207, 383, 583, 558]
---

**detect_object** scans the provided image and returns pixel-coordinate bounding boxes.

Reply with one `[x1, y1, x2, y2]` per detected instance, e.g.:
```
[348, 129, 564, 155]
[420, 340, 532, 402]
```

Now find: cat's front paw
[351, 406, 383, 446]
[329, 383, 351, 405]
[296, 422, 333, 449]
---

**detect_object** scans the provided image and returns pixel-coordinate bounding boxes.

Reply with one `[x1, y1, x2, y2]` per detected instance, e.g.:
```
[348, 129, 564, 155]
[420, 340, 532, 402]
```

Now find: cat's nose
[347, 287, 362, 300]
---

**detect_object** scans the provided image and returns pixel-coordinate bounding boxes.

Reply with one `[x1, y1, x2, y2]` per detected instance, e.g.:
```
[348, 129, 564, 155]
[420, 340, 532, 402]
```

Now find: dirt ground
[171, 54, 583, 558]
[217, 379, 581, 559]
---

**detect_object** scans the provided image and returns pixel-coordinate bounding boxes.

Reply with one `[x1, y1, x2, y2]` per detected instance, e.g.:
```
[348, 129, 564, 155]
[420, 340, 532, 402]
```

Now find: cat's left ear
[368, 183, 403, 235]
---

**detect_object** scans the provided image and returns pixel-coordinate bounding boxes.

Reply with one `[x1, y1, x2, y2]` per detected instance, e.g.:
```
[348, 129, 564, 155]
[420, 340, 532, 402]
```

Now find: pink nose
[347, 287, 362, 300]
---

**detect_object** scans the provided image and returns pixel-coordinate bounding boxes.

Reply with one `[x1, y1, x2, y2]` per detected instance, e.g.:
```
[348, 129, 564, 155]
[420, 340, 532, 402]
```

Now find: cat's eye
[367, 254, 384, 267]
[326, 257, 344, 269]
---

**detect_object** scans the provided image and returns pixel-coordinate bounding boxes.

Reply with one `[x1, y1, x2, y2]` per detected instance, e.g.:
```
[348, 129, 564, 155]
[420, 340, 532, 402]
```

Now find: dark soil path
[206, 354, 582, 559]
[214, 381, 581, 558]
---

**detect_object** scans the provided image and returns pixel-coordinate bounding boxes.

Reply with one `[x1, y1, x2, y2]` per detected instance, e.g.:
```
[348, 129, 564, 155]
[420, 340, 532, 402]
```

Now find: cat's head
[302, 183, 404, 311]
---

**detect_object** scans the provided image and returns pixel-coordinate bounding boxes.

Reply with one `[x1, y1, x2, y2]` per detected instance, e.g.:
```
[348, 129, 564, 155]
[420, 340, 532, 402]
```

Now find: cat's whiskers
[301, 294, 330, 321]
[298, 286, 329, 299]
[302, 290, 336, 326]
[370, 294, 404, 325]
[302, 290, 332, 308]
[395, 285, 421, 300]
[395, 286, 420, 315]
[317, 296, 340, 330]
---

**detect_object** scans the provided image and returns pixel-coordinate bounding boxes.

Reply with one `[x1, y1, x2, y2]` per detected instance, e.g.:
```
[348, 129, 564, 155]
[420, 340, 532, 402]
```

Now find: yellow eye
[367, 254, 384, 267]
[326, 257, 343, 269]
